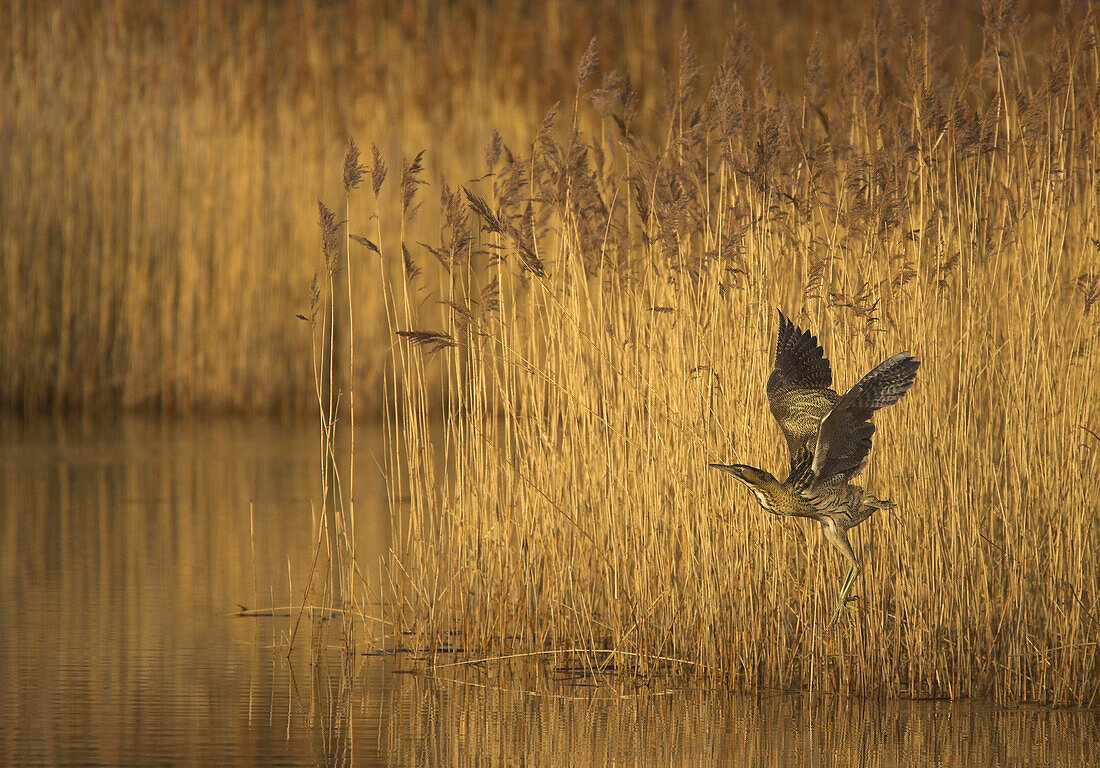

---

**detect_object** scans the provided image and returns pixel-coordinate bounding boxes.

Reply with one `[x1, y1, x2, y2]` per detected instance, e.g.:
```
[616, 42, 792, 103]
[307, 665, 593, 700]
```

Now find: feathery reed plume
[370, 143, 387, 197]
[318, 202, 342, 275]
[396, 330, 457, 354]
[577, 36, 599, 86]
[1076, 272, 1100, 315]
[485, 130, 502, 172]
[401, 244, 421, 279]
[401, 150, 427, 218]
[343, 139, 367, 192]
[349, 234, 380, 255]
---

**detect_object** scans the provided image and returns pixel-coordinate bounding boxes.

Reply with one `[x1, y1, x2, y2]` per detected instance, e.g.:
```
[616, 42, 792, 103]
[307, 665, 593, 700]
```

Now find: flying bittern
[711, 310, 920, 629]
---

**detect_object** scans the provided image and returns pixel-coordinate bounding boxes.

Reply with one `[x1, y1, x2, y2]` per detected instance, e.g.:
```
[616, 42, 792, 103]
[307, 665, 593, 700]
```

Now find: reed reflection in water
[379, 674, 1099, 767]
[0, 417, 1095, 767]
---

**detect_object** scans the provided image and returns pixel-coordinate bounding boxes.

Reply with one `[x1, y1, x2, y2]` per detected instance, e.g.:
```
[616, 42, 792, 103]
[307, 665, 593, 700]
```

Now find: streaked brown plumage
[712, 310, 920, 628]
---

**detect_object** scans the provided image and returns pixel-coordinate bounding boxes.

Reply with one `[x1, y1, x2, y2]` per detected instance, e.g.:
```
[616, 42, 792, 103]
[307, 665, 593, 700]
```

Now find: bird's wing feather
[784, 447, 817, 490]
[812, 352, 921, 488]
[767, 310, 835, 465]
[766, 309, 833, 399]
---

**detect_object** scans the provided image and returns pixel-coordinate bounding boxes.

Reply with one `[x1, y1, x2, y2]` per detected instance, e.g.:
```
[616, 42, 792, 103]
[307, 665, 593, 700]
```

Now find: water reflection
[377, 674, 1100, 767]
[0, 417, 1096, 767]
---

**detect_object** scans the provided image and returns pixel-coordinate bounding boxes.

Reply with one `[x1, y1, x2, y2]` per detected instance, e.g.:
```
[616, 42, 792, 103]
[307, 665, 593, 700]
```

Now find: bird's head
[709, 463, 779, 509]
[709, 463, 775, 485]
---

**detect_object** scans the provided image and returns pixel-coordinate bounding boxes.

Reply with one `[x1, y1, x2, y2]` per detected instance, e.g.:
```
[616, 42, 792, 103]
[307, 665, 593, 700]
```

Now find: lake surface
[1, 416, 1097, 767]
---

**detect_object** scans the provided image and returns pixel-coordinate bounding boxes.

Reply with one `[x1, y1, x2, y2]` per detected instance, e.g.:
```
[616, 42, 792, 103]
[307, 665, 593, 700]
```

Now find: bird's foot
[827, 596, 860, 630]
[827, 606, 845, 630]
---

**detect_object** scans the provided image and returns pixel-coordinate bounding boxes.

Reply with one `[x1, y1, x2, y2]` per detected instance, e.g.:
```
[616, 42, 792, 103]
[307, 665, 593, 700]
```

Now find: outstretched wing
[767, 310, 837, 467]
[811, 352, 921, 488]
[767, 310, 832, 396]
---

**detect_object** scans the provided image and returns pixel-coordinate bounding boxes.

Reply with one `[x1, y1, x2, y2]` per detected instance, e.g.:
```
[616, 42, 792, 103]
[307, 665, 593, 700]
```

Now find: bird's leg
[828, 563, 860, 630]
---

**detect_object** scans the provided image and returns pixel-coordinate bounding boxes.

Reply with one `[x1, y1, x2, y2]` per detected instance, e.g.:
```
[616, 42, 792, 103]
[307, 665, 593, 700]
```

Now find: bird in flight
[711, 310, 920, 629]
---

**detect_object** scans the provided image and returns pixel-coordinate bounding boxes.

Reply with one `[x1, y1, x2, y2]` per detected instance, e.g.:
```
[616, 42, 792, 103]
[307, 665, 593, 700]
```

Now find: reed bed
[322, 2, 1100, 704]
[5, 0, 1098, 704]
[1, 0, 820, 413]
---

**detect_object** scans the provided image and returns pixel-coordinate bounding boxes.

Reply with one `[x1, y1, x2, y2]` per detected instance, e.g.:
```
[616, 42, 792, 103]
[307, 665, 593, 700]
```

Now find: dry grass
[335, 2, 1100, 704]
[4, 0, 1099, 704]
[1, 0, 831, 413]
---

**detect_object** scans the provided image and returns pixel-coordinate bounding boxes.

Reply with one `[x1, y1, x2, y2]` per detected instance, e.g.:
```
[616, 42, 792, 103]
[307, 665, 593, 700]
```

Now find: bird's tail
[847, 491, 894, 527]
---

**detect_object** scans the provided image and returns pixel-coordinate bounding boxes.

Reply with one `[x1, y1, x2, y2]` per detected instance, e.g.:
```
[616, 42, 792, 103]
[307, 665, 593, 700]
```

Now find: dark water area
[1, 417, 1097, 767]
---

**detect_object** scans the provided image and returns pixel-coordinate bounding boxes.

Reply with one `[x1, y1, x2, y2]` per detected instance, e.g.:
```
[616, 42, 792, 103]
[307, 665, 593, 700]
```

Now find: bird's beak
[709, 463, 743, 479]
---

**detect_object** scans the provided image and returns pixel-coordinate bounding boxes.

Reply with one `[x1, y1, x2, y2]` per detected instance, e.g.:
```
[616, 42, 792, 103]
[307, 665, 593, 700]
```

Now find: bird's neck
[745, 475, 781, 513]
[746, 473, 816, 518]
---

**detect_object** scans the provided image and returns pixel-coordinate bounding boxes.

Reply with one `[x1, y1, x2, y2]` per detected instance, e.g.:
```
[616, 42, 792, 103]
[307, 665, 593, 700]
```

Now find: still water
[1, 417, 1097, 767]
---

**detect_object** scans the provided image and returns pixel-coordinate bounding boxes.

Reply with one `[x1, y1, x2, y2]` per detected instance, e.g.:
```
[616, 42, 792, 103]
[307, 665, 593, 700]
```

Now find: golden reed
[357, 2, 1098, 704]
[3, 1, 1098, 703]
[2, 0, 779, 412]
